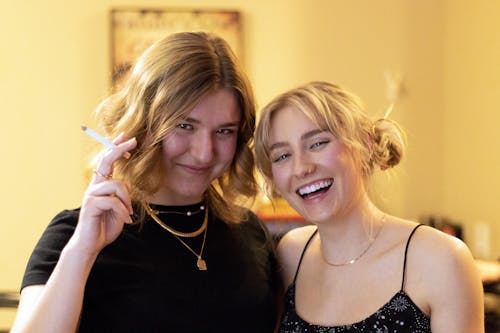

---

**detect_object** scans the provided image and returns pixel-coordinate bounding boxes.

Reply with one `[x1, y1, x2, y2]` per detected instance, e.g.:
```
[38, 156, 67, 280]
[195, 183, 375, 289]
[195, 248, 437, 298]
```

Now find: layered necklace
[144, 202, 208, 270]
[321, 214, 385, 267]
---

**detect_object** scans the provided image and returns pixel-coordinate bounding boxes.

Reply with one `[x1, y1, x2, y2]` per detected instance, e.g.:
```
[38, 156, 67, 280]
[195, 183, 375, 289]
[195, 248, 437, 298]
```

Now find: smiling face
[269, 106, 365, 223]
[153, 88, 241, 205]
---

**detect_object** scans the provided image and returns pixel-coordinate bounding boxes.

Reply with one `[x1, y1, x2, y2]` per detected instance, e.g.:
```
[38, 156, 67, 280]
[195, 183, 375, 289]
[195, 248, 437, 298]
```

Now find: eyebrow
[269, 129, 326, 151]
[185, 117, 240, 127]
[301, 129, 324, 140]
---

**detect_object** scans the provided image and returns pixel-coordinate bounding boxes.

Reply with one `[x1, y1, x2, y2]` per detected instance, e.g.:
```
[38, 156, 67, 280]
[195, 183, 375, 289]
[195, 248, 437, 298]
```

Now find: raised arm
[11, 135, 136, 333]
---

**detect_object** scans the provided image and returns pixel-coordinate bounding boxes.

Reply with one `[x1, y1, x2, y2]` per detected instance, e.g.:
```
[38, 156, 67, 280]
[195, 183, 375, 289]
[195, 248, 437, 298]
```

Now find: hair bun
[371, 118, 405, 170]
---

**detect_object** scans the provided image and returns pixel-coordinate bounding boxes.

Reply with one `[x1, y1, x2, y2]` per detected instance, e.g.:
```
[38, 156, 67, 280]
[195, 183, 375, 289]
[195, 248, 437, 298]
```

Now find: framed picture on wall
[110, 8, 242, 89]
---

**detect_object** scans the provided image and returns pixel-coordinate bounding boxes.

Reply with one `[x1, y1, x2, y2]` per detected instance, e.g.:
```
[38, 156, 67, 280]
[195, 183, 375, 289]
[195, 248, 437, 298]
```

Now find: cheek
[337, 151, 360, 177]
[271, 165, 289, 193]
[161, 136, 187, 160]
[325, 145, 354, 171]
[218, 138, 238, 164]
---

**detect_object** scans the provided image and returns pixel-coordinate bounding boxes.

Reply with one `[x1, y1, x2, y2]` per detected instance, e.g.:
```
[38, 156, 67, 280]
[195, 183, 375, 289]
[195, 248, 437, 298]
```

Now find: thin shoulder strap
[401, 224, 425, 290]
[292, 228, 318, 284]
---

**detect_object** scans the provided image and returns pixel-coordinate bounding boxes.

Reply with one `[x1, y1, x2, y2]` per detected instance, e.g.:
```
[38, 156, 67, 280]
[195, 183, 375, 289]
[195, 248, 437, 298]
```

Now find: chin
[301, 207, 335, 223]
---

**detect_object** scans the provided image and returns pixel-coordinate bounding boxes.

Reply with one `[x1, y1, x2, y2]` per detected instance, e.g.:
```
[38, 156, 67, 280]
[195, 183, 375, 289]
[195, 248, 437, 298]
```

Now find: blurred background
[1, 0, 499, 330]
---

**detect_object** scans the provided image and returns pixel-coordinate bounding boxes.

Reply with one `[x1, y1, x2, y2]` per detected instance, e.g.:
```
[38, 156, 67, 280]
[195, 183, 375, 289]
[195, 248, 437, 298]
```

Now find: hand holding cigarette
[75, 127, 136, 256]
[81, 125, 132, 159]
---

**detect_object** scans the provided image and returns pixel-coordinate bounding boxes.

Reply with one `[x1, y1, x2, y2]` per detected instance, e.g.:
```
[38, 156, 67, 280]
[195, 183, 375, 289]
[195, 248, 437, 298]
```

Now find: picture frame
[110, 8, 242, 88]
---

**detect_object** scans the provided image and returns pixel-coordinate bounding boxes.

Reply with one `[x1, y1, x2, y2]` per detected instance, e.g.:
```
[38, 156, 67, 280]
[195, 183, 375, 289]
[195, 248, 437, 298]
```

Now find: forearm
[12, 242, 97, 333]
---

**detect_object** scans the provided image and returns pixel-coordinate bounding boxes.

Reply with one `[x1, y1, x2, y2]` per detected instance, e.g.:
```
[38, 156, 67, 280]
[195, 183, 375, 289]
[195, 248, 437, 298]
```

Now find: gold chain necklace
[143, 202, 207, 238]
[321, 215, 385, 267]
[143, 202, 209, 271]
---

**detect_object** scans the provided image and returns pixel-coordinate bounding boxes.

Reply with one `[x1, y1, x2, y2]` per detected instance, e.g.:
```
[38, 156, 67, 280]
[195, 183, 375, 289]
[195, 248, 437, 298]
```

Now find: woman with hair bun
[255, 81, 484, 332]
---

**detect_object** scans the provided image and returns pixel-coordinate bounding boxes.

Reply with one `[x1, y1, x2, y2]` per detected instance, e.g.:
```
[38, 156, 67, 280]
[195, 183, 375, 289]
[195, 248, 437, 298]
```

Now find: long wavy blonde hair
[92, 32, 258, 224]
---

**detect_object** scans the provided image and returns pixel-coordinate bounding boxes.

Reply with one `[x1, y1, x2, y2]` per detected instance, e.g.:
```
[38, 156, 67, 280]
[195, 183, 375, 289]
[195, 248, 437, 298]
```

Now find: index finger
[93, 136, 137, 183]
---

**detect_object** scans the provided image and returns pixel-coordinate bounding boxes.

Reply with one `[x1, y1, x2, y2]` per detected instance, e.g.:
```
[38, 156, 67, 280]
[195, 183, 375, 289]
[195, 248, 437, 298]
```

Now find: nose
[292, 152, 315, 178]
[191, 131, 214, 164]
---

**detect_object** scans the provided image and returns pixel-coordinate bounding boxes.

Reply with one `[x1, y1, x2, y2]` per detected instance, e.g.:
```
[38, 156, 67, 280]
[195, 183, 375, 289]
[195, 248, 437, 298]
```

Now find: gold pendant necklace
[171, 225, 208, 271]
[321, 215, 385, 267]
[144, 202, 209, 271]
[143, 202, 207, 238]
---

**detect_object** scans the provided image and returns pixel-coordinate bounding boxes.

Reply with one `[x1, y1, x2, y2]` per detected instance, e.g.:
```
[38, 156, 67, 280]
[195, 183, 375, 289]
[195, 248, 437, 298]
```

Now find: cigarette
[81, 125, 131, 159]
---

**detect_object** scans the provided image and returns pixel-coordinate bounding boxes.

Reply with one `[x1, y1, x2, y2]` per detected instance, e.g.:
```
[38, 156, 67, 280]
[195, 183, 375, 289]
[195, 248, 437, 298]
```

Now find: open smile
[296, 178, 334, 199]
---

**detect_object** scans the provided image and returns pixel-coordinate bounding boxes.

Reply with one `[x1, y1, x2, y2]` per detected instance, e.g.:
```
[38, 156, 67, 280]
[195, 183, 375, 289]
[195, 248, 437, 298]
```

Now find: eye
[272, 153, 290, 163]
[177, 123, 193, 130]
[216, 128, 236, 136]
[310, 139, 330, 150]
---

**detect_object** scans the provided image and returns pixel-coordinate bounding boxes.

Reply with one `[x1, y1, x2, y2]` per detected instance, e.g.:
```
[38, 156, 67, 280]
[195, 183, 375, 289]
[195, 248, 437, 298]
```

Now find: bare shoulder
[409, 222, 476, 270]
[276, 225, 317, 287]
[394, 220, 477, 279]
[397, 220, 484, 330]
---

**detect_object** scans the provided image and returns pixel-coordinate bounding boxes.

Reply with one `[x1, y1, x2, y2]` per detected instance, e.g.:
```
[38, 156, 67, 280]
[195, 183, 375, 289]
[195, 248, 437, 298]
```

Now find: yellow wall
[442, 0, 500, 259]
[0, 0, 498, 324]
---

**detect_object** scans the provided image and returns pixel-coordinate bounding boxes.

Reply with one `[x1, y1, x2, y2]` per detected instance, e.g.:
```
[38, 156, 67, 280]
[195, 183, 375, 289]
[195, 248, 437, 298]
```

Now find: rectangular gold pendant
[197, 258, 207, 270]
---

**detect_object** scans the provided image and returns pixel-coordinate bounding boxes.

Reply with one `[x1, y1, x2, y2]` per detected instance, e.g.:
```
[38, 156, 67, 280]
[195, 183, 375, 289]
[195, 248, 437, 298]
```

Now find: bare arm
[427, 234, 484, 332]
[11, 245, 95, 333]
[11, 135, 137, 333]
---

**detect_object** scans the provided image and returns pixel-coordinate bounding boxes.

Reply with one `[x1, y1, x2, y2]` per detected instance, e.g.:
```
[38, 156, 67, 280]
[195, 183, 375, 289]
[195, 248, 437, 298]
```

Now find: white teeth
[298, 180, 333, 195]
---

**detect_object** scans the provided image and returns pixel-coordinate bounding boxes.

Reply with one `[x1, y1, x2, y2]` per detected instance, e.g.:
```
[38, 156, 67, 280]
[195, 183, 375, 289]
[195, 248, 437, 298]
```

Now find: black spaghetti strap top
[279, 224, 431, 333]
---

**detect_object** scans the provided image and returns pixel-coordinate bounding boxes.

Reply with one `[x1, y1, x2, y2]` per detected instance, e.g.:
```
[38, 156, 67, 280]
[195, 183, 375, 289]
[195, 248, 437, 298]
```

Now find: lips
[179, 164, 212, 174]
[296, 179, 334, 199]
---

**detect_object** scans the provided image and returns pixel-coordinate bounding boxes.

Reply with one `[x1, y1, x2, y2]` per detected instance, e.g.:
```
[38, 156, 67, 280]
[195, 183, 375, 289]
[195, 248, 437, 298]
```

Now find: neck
[316, 198, 384, 263]
[148, 191, 205, 206]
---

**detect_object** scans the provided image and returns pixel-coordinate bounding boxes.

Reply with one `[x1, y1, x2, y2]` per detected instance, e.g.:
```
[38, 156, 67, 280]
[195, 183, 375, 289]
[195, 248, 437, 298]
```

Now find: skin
[11, 87, 242, 333]
[269, 106, 484, 332]
[269, 106, 363, 225]
[150, 88, 241, 205]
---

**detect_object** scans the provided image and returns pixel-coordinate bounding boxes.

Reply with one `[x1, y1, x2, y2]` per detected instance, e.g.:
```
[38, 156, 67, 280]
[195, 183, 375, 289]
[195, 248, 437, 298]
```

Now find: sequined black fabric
[280, 283, 431, 332]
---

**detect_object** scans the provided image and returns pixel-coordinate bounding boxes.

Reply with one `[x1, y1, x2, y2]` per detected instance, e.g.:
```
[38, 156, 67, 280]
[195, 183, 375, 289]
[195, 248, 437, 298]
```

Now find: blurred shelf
[0, 291, 19, 308]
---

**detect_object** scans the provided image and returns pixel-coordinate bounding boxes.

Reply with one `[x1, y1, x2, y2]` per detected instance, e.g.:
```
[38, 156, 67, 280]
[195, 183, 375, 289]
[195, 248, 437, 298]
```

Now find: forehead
[188, 88, 241, 123]
[270, 106, 318, 138]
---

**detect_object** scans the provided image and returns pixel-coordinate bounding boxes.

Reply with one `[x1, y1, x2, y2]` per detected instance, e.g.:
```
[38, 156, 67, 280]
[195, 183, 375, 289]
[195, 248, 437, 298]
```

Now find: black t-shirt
[21, 205, 278, 333]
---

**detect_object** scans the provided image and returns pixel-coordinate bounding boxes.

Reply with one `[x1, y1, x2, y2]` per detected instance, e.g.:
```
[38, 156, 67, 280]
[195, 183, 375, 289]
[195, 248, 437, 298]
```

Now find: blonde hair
[255, 81, 405, 195]
[93, 32, 257, 224]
